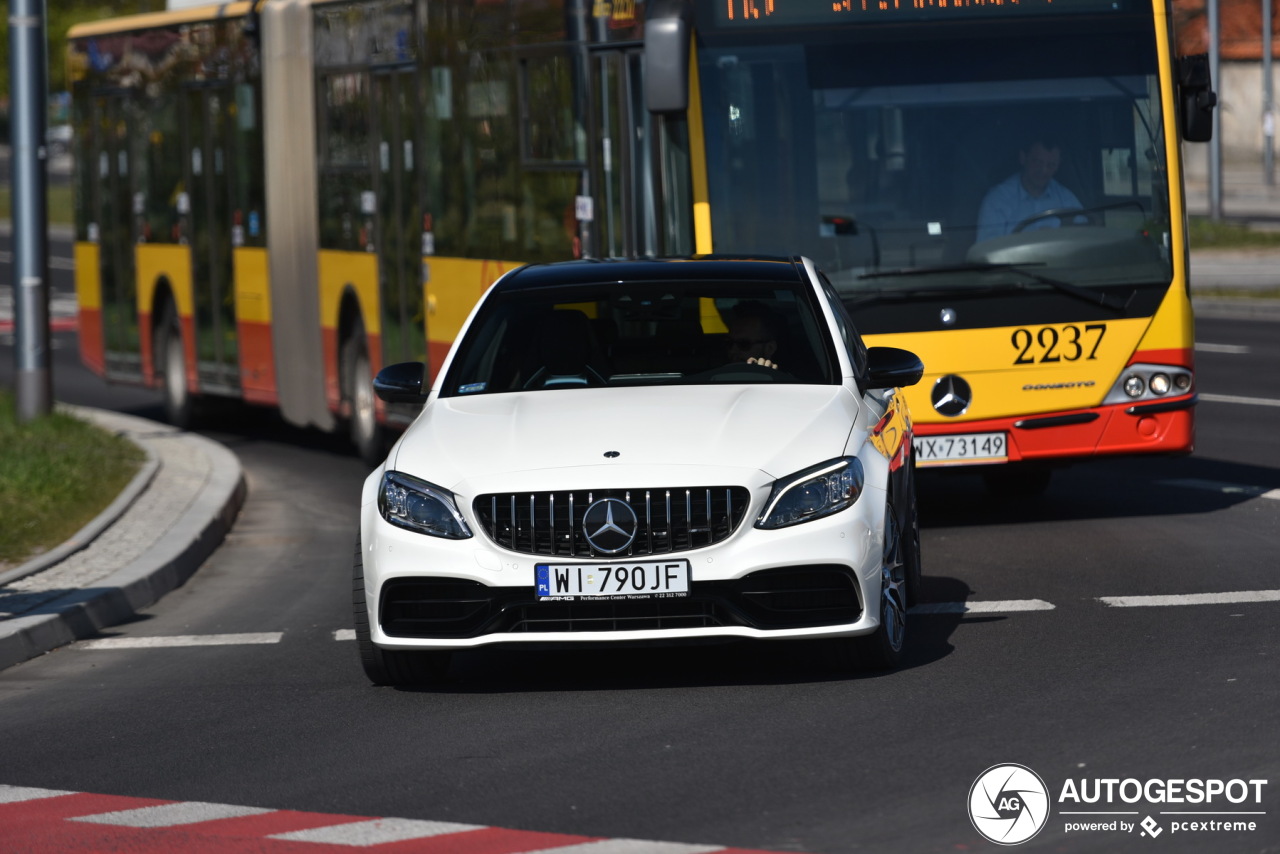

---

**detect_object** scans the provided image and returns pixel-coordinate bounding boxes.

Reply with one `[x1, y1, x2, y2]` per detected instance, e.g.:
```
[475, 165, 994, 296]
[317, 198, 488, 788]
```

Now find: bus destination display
[716, 0, 1128, 26]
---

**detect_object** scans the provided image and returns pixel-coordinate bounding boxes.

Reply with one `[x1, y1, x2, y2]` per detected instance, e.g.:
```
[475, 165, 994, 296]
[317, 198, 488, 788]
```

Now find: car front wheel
[829, 502, 907, 672]
[352, 537, 451, 686]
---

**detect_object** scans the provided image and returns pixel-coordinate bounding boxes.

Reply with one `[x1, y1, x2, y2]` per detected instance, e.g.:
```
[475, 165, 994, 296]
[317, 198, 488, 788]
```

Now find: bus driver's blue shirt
[975, 174, 1083, 243]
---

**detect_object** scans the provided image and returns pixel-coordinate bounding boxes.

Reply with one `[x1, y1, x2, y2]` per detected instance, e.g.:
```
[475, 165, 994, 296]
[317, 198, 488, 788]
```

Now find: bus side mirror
[645, 0, 693, 114]
[1177, 53, 1217, 143]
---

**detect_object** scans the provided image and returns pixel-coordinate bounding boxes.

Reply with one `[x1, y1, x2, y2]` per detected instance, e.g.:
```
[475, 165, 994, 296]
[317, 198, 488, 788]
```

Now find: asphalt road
[0, 235, 1277, 853]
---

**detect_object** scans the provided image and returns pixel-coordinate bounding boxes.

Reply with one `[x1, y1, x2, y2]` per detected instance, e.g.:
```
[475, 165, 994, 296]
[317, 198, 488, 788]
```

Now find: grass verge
[0, 183, 74, 227]
[0, 390, 145, 569]
[1187, 216, 1280, 249]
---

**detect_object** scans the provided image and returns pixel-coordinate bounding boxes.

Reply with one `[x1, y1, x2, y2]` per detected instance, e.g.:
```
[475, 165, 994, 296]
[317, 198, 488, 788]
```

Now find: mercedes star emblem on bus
[931, 375, 972, 417]
[583, 498, 639, 554]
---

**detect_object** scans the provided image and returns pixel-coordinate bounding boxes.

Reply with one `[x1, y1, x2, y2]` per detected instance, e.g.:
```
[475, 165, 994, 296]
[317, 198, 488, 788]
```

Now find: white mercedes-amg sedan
[356, 256, 923, 685]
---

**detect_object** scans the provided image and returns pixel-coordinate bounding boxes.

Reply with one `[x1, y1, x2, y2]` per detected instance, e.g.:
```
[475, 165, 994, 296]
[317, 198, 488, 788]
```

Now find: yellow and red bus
[69, 0, 1212, 482]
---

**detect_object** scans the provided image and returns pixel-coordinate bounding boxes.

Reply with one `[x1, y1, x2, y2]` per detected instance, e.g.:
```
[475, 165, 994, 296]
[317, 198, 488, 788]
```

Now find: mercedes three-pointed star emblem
[582, 498, 639, 554]
[931, 374, 972, 417]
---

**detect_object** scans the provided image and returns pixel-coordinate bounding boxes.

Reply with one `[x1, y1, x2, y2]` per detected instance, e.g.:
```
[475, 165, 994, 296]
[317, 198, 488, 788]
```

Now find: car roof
[495, 256, 810, 291]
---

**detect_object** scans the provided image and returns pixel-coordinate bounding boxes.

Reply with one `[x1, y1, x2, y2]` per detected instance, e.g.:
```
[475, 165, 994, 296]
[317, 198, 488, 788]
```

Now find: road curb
[0, 409, 246, 671]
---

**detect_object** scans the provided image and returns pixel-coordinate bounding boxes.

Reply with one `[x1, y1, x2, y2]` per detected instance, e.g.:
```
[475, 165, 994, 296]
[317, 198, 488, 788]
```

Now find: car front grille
[379, 566, 862, 638]
[472, 486, 753, 558]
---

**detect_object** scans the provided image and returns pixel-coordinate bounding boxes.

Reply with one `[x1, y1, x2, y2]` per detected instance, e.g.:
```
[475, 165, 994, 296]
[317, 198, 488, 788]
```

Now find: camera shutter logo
[968, 764, 1050, 845]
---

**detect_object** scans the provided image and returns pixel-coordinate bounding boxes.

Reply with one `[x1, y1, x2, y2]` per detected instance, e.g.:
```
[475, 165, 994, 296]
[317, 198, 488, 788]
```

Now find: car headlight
[756, 457, 865, 529]
[378, 471, 472, 539]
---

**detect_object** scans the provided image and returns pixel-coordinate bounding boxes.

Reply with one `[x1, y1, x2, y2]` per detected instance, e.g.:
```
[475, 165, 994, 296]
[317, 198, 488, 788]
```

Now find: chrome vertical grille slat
[474, 486, 752, 558]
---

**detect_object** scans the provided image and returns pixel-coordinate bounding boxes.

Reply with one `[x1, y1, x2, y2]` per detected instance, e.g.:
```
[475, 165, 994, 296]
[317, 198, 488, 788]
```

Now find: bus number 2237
[1011, 323, 1106, 365]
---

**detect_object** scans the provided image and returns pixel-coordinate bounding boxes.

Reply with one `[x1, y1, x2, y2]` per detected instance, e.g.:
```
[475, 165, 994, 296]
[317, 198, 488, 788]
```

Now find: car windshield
[696, 15, 1174, 301]
[441, 279, 838, 396]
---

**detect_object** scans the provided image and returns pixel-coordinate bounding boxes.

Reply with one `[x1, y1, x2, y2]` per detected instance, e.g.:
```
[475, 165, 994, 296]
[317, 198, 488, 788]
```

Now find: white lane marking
[522, 842, 726, 854]
[1157, 478, 1280, 499]
[1199, 392, 1280, 408]
[0, 785, 75, 804]
[70, 802, 274, 827]
[910, 599, 1055, 615]
[1099, 590, 1280, 608]
[334, 629, 356, 641]
[268, 817, 485, 846]
[0, 252, 75, 270]
[78, 632, 284, 649]
[1195, 342, 1251, 354]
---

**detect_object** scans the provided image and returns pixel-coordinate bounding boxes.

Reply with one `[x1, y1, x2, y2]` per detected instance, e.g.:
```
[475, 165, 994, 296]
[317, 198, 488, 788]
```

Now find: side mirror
[645, 0, 693, 114]
[373, 361, 428, 403]
[865, 347, 924, 390]
[1177, 53, 1217, 143]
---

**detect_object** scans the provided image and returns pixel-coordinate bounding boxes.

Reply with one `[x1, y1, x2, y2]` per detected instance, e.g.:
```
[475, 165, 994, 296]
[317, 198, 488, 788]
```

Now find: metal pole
[1265, 0, 1275, 185]
[8, 0, 53, 421]
[1209, 0, 1224, 219]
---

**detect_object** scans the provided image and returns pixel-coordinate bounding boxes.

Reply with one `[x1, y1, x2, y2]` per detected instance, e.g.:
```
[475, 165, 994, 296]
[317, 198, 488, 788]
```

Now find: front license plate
[914, 432, 1008, 467]
[535, 560, 691, 600]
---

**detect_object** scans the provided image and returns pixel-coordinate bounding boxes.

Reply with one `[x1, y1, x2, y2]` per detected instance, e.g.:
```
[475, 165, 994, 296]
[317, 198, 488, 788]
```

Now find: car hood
[390, 384, 860, 492]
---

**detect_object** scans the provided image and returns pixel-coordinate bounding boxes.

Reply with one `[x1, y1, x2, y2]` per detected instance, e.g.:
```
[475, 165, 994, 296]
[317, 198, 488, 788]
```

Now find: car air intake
[473, 487, 752, 557]
[379, 566, 862, 638]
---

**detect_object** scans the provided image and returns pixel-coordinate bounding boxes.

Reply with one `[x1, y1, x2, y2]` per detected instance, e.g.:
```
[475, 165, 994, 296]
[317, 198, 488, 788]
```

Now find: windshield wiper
[855, 262, 1133, 311]
[843, 281, 1026, 308]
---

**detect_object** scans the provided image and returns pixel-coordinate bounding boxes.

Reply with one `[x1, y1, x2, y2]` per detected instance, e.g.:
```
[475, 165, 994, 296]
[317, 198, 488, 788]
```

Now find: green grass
[1187, 216, 1280, 249]
[0, 183, 73, 227]
[0, 390, 145, 568]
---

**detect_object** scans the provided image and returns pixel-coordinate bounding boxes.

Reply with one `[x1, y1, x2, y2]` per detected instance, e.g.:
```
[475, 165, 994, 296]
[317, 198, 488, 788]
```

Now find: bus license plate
[535, 560, 691, 600]
[914, 432, 1008, 467]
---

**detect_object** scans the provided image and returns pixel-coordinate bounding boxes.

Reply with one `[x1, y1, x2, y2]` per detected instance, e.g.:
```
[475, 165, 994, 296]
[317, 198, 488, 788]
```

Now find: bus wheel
[352, 536, 450, 687]
[158, 307, 194, 429]
[342, 326, 383, 465]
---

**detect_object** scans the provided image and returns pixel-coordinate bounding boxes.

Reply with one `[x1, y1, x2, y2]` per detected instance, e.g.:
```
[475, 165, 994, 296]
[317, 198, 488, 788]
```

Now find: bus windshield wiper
[856, 262, 1133, 311]
[843, 281, 1026, 308]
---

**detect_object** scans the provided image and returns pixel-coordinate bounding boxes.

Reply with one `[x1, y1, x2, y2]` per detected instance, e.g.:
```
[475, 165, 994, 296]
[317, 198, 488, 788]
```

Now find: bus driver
[975, 137, 1083, 243]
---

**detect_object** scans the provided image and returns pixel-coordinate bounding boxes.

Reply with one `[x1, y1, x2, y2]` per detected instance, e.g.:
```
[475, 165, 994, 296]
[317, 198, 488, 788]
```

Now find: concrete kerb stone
[0, 408, 245, 671]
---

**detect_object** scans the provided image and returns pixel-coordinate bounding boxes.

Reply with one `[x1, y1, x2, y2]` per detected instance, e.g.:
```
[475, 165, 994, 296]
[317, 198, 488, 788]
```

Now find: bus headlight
[1104, 364, 1193, 406]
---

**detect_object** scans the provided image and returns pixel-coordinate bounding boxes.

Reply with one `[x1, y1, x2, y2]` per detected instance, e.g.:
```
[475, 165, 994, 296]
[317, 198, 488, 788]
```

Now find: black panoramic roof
[495, 256, 808, 292]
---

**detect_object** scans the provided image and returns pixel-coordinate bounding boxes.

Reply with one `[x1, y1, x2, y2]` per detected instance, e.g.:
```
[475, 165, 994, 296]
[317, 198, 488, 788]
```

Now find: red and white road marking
[0, 785, 780, 854]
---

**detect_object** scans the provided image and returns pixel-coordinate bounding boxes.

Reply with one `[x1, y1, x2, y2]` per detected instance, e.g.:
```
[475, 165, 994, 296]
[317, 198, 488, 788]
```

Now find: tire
[352, 536, 451, 686]
[902, 461, 923, 607]
[829, 501, 908, 673]
[157, 306, 195, 429]
[342, 324, 384, 466]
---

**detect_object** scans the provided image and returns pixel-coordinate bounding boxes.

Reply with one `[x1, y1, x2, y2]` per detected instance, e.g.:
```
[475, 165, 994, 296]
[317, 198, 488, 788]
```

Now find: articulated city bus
[69, 0, 1212, 483]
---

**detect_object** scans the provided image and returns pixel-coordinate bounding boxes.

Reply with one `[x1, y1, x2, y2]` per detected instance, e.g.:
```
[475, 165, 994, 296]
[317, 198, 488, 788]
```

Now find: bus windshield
[696, 18, 1173, 300]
